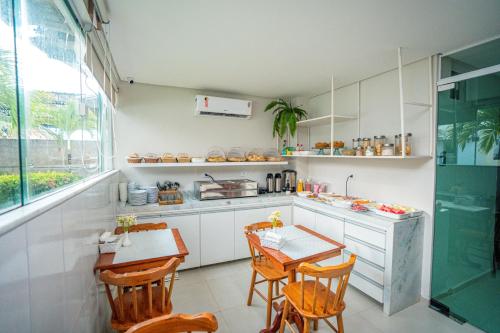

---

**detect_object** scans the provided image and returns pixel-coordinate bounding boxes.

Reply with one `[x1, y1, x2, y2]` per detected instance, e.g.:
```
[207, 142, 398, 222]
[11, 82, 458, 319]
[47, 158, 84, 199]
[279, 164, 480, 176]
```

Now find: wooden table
[246, 225, 345, 333]
[94, 228, 189, 274]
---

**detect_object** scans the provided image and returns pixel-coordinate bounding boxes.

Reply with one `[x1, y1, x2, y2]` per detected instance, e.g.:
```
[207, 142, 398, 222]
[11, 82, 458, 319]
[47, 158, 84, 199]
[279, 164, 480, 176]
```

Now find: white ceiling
[106, 0, 500, 98]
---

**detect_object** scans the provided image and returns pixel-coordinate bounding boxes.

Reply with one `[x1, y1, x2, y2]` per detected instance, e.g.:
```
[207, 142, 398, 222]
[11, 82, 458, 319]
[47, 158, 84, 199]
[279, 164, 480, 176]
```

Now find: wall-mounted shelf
[282, 155, 431, 160]
[127, 161, 289, 168]
[405, 102, 432, 109]
[297, 115, 357, 128]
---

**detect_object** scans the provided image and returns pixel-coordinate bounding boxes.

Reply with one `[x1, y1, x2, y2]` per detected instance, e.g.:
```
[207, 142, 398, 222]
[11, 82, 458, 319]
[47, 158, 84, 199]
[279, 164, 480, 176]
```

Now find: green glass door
[431, 71, 500, 332]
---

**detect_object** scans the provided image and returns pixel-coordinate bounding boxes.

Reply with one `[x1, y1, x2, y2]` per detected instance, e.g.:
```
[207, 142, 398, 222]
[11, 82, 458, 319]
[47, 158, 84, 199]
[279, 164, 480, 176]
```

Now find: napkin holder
[99, 231, 121, 254]
[261, 231, 285, 250]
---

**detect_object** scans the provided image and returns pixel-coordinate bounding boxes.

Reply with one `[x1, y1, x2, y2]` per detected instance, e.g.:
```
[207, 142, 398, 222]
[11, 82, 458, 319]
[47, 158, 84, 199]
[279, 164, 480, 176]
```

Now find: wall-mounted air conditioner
[195, 95, 252, 119]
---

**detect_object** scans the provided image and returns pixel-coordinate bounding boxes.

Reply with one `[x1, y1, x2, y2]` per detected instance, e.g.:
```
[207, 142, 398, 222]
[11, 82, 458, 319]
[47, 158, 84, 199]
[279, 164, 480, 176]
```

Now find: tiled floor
[172, 259, 484, 333]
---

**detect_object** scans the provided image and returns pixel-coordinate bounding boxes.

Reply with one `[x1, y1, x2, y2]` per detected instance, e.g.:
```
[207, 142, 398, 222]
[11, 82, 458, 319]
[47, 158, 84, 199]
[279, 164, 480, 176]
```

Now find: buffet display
[126, 147, 284, 164]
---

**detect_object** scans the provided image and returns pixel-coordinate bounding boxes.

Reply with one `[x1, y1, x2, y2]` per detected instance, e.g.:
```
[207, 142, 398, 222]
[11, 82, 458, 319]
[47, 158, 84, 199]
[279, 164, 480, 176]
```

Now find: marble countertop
[117, 192, 294, 216]
[118, 191, 418, 229]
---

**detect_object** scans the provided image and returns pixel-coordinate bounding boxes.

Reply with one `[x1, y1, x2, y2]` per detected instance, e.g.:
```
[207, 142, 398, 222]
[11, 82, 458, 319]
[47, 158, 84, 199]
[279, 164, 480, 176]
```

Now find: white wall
[115, 60, 436, 299]
[292, 58, 436, 298]
[0, 173, 118, 333]
[115, 83, 286, 190]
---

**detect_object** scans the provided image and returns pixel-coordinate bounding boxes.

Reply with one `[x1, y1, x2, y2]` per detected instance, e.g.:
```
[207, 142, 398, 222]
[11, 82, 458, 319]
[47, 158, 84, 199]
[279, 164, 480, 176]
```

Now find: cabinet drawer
[345, 222, 385, 249]
[345, 253, 384, 286]
[349, 272, 383, 303]
[344, 238, 385, 268]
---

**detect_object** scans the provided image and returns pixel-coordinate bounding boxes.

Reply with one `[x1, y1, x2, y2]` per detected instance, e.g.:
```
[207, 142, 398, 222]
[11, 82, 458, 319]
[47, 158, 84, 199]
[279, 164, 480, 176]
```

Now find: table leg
[259, 270, 303, 333]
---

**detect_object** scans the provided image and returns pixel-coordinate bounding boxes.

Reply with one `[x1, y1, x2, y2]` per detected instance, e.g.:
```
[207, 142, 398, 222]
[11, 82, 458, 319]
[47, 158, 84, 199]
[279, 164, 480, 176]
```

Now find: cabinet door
[316, 213, 344, 267]
[164, 214, 200, 270]
[200, 211, 235, 265]
[234, 205, 292, 260]
[293, 206, 316, 230]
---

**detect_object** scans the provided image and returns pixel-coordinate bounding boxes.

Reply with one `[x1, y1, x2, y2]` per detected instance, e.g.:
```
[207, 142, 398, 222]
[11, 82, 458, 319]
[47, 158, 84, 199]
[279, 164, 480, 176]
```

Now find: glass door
[431, 71, 500, 332]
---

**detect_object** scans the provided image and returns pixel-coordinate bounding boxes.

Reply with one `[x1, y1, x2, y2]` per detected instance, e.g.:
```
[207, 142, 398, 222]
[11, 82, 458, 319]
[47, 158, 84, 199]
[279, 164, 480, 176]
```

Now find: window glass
[15, 0, 104, 201]
[0, 0, 21, 212]
[441, 37, 500, 79]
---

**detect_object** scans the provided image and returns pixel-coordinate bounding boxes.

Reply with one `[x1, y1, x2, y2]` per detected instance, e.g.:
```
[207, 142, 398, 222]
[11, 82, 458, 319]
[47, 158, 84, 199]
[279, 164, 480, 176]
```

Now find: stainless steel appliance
[194, 178, 258, 200]
[274, 173, 282, 193]
[282, 169, 297, 192]
[266, 173, 274, 193]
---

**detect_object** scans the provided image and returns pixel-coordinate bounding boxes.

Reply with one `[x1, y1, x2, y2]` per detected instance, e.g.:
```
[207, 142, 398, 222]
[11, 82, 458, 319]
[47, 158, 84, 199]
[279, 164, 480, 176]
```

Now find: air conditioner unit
[195, 95, 252, 119]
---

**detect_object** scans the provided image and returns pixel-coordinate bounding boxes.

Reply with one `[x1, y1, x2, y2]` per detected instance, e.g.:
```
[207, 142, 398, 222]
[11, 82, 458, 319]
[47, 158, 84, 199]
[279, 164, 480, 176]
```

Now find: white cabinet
[200, 211, 235, 265]
[163, 214, 200, 270]
[315, 213, 344, 267]
[234, 205, 292, 260]
[293, 206, 316, 230]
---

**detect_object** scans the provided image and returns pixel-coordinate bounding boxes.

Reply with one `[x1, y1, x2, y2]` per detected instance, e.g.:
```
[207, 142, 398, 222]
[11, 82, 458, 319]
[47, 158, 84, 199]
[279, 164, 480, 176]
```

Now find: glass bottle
[395, 134, 401, 156]
[373, 135, 386, 156]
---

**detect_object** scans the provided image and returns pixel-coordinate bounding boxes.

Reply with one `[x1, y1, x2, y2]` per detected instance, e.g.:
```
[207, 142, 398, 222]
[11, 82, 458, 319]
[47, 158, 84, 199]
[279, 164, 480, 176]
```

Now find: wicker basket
[127, 157, 143, 163]
[144, 157, 159, 163]
[161, 153, 177, 163]
[158, 189, 183, 205]
[177, 153, 191, 163]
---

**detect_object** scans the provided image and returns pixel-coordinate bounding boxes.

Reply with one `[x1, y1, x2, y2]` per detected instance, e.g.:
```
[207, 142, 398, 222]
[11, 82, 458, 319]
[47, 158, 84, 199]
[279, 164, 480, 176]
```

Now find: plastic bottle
[297, 179, 304, 192]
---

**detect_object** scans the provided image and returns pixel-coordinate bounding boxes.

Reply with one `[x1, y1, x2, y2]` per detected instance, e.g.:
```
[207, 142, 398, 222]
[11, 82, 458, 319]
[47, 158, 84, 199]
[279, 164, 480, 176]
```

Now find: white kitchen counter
[118, 192, 413, 230]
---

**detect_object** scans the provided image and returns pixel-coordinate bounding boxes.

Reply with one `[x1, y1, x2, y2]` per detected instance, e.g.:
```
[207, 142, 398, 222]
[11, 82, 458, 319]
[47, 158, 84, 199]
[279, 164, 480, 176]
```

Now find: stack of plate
[143, 186, 159, 203]
[128, 189, 147, 206]
[128, 182, 138, 192]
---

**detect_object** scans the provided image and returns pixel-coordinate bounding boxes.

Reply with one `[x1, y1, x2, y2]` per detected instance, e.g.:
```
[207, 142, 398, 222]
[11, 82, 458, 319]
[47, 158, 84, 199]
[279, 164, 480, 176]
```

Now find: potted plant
[116, 215, 137, 247]
[264, 98, 307, 138]
[268, 210, 282, 228]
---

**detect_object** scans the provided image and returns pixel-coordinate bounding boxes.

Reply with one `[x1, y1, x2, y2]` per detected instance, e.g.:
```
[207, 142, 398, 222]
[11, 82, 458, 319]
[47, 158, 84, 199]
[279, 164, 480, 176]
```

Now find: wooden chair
[245, 221, 288, 328]
[115, 222, 168, 235]
[125, 312, 218, 333]
[100, 257, 180, 332]
[279, 254, 357, 333]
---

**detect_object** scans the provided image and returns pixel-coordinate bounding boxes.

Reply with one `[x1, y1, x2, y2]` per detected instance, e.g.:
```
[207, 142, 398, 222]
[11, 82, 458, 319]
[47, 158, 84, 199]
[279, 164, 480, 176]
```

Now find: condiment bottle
[305, 178, 312, 192]
[297, 179, 304, 192]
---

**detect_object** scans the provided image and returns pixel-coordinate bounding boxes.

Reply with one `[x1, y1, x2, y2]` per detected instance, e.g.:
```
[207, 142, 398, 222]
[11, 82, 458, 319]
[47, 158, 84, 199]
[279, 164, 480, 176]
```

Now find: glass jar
[365, 146, 374, 156]
[382, 143, 394, 156]
[355, 146, 364, 156]
[352, 138, 360, 149]
[373, 135, 386, 156]
[394, 134, 401, 155]
[403, 133, 412, 156]
[361, 138, 371, 149]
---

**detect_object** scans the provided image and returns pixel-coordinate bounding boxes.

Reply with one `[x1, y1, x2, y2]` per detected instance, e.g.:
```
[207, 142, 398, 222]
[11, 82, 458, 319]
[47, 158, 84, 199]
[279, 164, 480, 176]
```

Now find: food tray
[367, 204, 423, 220]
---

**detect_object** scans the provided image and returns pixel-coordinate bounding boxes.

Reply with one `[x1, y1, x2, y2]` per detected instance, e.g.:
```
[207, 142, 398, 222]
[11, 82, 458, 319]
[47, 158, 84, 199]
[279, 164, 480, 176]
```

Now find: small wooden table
[94, 228, 189, 274]
[246, 225, 345, 333]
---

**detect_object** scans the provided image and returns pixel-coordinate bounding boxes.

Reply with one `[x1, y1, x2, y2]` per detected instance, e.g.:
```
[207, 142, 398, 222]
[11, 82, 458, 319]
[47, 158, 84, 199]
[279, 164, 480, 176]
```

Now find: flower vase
[122, 231, 132, 247]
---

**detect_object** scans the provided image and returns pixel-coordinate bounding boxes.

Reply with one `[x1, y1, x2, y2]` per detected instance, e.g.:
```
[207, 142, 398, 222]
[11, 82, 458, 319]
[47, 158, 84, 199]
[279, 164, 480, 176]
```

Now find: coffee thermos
[266, 173, 274, 193]
[274, 173, 282, 193]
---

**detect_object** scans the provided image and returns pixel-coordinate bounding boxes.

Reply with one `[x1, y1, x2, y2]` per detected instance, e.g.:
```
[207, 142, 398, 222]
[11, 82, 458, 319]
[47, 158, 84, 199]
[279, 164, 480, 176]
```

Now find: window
[0, 0, 114, 213]
[0, 0, 21, 212]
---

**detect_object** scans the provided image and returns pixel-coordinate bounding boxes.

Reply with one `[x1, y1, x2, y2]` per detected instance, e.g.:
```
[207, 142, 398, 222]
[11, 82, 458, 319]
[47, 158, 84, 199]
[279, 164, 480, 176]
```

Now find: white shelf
[405, 102, 432, 108]
[297, 114, 357, 128]
[297, 115, 331, 127]
[282, 155, 431, 160]
[127, 161, 289, 168]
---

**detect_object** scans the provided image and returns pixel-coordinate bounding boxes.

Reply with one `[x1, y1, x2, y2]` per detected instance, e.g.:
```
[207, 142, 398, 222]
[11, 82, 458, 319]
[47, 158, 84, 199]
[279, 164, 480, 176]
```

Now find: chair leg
[336, 314, 344, 333]
[279, 299, 290, 333]
[247, 269, 257, 306]
[313, 319, 318, 331]
[275, 280, 279, 296]
[303, 318, 310, 333]
[266, 280, 273, 328]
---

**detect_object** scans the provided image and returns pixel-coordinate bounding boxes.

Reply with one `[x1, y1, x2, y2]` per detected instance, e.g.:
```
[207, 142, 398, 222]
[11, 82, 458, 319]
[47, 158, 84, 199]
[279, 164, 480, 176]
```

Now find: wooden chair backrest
[244, 221, 284, 264]
[115, 222, 168, 235]
[125, 312, 218, 333]
[100, 257, 180, 324]
[297, 254, 356, 315]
